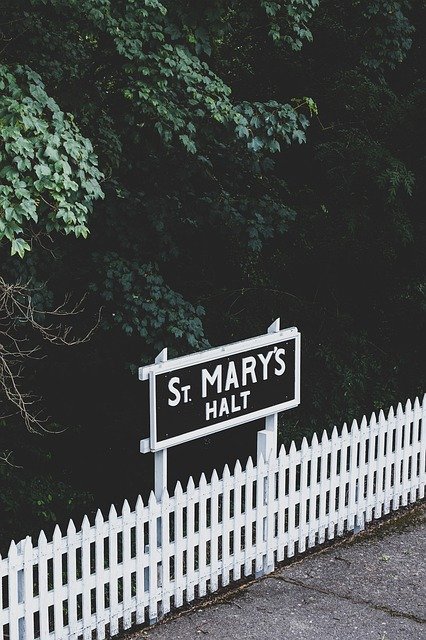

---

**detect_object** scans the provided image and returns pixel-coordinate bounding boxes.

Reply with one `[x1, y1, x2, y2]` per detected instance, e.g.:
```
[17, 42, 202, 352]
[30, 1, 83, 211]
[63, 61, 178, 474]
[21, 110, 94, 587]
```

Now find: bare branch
[0, 276, 100, 433]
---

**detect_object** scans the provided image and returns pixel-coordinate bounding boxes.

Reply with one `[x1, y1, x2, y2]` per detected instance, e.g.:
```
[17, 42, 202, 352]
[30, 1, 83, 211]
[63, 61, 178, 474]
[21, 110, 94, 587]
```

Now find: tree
[0, 0, 424, 544]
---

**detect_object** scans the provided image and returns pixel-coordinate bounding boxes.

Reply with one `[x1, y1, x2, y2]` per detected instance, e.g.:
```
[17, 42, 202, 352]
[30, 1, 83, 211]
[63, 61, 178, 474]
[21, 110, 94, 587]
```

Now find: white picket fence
[0, 396, 425, 640]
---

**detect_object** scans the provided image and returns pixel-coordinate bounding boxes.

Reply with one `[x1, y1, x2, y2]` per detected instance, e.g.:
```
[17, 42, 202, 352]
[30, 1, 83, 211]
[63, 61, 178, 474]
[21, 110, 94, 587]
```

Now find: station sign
[139, 325, 300, 451]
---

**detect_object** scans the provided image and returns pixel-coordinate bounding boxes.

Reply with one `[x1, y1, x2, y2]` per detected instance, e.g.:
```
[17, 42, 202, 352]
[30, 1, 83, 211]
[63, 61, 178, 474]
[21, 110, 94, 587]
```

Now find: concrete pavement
[129, 504, 425, 640]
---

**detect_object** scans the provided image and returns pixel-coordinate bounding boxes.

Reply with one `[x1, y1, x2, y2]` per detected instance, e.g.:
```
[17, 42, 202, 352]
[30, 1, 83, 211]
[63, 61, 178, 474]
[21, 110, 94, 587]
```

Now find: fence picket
[401, 399, 412, 506]
[198, 474, 208, 596]
[173, 482, 185, 607]
[391, 403, 404, 511]
[160, 489, 171, 616]
[209, 471, 220, 591]
[255, 455, 266, 574]
[147, 493, 159, 622]
[221, 466, 232, 586]
[8, 542, 19, 640]
[298, 438, 309, 550]
[66, 520, 78, 640]
[327, 428, 339, 541]
[410, 397, 421, 503]
[276, 446, 287, 562]
[243, 457, 255, 575]
[52, 525, 64, 639]
[185, 478, 196, 600]
[420, 395, 426, 499]
[232, 461, 244, 580]
[81, 516, 92, 640]
[347, 420, 359, 531]
[365, 413, 377, 523]
[108, 505, 119, 636]
[318, 431, 328, 543]
[94, 509, 106, 639]
[121, 501, 132, 630]
[308, 433, 319, 545]
[384, 407, 396, 514]
[135, 496, 146, 625]
[287, 443, 297, 557]
[0, 396, 423, 640]
[336, 425, 349, 536]
[0, 554, 4, 640]
[356, 416, 368, 532]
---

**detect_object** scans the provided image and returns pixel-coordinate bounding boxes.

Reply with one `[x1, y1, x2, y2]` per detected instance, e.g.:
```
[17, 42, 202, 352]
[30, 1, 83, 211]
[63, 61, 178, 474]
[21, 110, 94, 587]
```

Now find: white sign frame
[139, 325, 301, 452]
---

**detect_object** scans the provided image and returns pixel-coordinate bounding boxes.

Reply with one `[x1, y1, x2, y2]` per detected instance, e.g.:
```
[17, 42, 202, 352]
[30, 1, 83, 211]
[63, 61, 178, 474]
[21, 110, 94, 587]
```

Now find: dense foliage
[0, 0, 424, 545]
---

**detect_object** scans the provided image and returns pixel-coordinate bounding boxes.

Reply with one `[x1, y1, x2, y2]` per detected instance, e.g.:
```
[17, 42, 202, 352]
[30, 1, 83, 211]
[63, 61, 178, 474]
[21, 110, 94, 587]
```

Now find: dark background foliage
[0, 0, 424, 549]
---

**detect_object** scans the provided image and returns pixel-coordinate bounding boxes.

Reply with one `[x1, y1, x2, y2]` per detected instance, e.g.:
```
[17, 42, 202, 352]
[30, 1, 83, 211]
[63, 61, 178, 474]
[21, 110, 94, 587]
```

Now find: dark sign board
[140, 326, 300, 451]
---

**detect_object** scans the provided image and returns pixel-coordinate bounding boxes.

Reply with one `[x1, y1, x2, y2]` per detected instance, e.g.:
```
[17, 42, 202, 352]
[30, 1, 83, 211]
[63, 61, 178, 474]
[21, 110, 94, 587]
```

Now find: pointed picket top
[37, 529, 47, 547]
[187, 475, 195, 493]
[257, 452, 265, 468]
[341, 422, 348, 439]
[211, 469, 219, 485]
[53, 524, 62, 547]
[8, 540, 17, 564]
[109, 504, 118, 524]
[65, 520, 77, 544]
[383, 407, 391, 422]
[396, 402, 404, 420]
[234, 459, 242, 477]
[148, 491, 157, 508]
[23, 535, 33, 554]
[350, 419, 359, 438]
[174, 481, 183, 499]
[122, 499, 131, 517]
[223, 464, 231, 482]
[360, 414, 368, 430]
[246, 456, 254, 474]
[414, 396, 421, 412]
[161, 487, 170, 503]
[321, 429, 328, 444]
[289, 441, 297, 455]
[311, 432, 319, 447]
[405, 398, 412, 414]
[95, 508, 104, 526]
[82, 515, 90, 539]
[301, 436, 309, 452]
[199, 472, 207, 491]
[331, 426, 338, 441]
[135, 495, 144, 512]
[369, 411, 377, 427]
[278, 443, 287, 458]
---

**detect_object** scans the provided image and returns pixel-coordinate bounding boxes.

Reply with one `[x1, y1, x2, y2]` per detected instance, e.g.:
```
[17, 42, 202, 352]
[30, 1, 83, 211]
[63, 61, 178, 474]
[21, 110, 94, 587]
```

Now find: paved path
[130, 505, 425, 640]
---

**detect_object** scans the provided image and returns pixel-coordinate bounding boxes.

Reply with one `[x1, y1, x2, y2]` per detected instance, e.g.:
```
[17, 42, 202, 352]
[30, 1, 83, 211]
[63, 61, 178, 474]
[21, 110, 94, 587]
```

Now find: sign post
[153, 348, 168, 501]
[257, 317, 281, 465]
[140, 319, 301, 500]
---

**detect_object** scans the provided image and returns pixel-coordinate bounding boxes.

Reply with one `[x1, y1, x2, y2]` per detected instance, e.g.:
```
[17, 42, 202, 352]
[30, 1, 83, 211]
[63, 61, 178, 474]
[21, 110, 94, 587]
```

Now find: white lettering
[230, 394, 241, 412]
[181, 384, 191, 403]
[205, 399, 218, 421]
[242, 356, 257, 386]
[218, 397, 229, 417]
[274, 348, 286, 375]
[168, 376, 181, 407]
[257, 350, 274, 380]
[240, 390, 250, 409]
[202, 365, 222, 398]
[225, 361, 239, 391]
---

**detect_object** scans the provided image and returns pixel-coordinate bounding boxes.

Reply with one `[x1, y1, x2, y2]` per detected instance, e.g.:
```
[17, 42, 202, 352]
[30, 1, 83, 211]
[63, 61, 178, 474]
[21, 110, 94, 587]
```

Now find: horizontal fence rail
[0, 396, 425, 639]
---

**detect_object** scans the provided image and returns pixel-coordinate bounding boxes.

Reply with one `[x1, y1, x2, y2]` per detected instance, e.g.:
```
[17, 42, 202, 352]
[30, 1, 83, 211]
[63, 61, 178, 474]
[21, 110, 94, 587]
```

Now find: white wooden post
[256, 318, 280, 576]
[153, 348, 169, 501]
